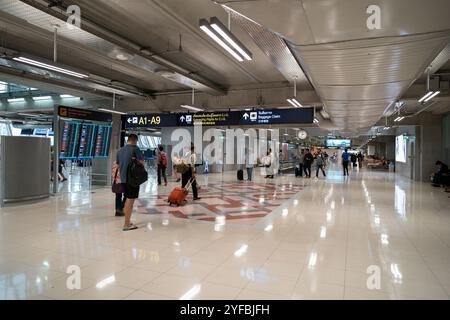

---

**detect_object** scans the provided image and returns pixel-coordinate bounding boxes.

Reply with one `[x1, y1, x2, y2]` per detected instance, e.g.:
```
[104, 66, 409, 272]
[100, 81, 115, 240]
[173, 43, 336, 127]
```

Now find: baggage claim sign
[123, 108, 314, 128]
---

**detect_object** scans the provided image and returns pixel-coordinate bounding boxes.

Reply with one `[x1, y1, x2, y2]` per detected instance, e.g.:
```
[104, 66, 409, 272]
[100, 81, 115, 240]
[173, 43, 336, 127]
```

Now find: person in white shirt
[245, 148, 255, 181]
[182, 145, 200, 200]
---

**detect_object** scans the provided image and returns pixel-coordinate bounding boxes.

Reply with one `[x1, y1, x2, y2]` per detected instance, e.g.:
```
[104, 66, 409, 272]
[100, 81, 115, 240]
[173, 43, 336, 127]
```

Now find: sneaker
[193, 197, 202, 201]
[123, 224, 138, 231]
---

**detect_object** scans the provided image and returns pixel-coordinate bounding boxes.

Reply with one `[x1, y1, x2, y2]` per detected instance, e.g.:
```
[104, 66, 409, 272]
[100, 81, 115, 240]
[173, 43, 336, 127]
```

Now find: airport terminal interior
[0, 0, 450, 300]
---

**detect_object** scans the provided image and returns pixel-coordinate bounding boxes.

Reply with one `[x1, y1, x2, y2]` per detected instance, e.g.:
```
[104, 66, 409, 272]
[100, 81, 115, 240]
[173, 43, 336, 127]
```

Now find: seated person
[432, 160, 449, 187]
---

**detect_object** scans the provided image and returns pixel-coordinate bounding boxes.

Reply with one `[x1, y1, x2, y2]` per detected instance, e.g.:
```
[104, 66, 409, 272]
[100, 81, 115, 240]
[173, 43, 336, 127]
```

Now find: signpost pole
[52, 105, 60, 194]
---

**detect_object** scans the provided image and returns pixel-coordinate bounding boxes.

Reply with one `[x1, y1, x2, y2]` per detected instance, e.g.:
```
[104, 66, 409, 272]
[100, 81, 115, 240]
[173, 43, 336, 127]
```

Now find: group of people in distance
[297, 148, 328, 178]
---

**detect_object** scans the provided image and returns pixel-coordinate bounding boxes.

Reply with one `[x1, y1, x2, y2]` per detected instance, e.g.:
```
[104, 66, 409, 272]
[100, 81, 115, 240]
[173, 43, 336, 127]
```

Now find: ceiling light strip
[98, 108, 126, 115]
[180, 105, 204, 112]
[424, 91, 440, 102]
[210, 17, 252, 61]
[13, 57, 88, 78]
[199, 19, 244, 62]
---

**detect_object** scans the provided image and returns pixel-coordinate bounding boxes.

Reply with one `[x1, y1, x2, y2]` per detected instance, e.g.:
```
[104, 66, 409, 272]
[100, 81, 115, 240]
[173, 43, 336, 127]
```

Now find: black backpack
[127, 149, 148, 188]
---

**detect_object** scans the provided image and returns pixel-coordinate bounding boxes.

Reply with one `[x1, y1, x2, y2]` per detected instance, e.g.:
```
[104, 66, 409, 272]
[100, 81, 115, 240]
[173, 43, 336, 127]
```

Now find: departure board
[60, 121, 112, 159]
[77, 123, 96, 159]
[94, 125, 111, 158]
[60, 121, 80, 159]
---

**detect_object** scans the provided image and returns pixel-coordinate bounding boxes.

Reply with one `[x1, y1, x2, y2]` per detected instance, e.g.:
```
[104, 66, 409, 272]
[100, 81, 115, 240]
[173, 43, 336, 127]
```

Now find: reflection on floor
[134, 182, 304, 224]
[1, 165, 450, 300]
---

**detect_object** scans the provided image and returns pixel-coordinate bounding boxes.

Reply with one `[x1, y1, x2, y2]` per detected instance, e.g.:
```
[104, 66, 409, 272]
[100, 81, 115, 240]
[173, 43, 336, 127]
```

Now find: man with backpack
[117, 134, 145, 231]
[157, 145, 168, 186]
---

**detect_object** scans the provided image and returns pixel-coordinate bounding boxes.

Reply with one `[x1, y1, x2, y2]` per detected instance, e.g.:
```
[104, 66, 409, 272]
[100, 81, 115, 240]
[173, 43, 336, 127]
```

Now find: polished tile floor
[1, 164, 449, 300]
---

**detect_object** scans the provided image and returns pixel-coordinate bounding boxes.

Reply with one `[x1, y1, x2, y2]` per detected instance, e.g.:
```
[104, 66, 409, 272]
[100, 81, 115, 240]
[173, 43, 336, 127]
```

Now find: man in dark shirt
[116, 134, 144, 231]
[303, 149, 313, 178]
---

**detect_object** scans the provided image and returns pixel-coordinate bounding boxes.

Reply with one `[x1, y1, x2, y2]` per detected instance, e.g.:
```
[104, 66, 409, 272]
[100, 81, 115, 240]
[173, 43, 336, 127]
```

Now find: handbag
[112, 167, 125, 193]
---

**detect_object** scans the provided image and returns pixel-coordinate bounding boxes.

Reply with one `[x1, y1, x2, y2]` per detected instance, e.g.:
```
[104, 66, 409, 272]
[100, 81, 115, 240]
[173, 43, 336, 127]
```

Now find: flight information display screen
[94, 125, 112, 158]
[77, 123, 96, 159]
[60, 121, 112, 159]
[60, 121, 80, 159]
[325, 139, 352, 148]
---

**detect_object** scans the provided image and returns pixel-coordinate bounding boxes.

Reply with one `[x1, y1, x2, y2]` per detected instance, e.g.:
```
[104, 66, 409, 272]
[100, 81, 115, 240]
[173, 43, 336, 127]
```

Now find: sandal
[122, 223, 138, 231]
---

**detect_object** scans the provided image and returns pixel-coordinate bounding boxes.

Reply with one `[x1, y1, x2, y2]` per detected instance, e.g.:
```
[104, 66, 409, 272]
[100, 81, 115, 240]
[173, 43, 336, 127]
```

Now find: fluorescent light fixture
[199, 19, 244, 62]
[418, 91, 433, 103]
[313, 118, 319, 124]
[32, 96, 52, 101]
[287, 98, 303, 108]
[98, 108, 126, 115]
[394, 116, 405, 122]
[180, 105, 204, 112]
[18, 113, 40, 117]
[424, 91, 440, 102]
[210, 17, 252, 61]
[7, 97, 25, 103]
[320, 109, 330, 119]
[60, 94, 76, 98]
[13, 57, 88, 79]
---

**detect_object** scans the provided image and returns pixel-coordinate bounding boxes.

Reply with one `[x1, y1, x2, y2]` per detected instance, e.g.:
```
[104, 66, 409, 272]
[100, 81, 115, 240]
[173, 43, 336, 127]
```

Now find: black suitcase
[295, 167, 300, 177]
[237, 169, 244, 180]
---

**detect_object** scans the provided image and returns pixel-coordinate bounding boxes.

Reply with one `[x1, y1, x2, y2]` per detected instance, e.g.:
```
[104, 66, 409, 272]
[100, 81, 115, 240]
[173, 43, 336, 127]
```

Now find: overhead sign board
[177, 112, 241, 126]
[124, 114, 177, 128]
[240, 108, 314, 125]
[58, 106, 112, 122]
[123, 108, 314, 128]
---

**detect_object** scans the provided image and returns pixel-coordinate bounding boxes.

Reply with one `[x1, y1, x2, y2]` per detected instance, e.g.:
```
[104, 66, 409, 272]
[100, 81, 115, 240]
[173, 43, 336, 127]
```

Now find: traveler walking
[304, 148, 313, 178]
[112, 161, 126, 216]
[298, 149, 305, 177]
[342, 148, 350, 176]
[116, 134, 145, 231]
[315, 152, 326, 178]
[157, 145, 168, 186]
[181, 145, 201, 200]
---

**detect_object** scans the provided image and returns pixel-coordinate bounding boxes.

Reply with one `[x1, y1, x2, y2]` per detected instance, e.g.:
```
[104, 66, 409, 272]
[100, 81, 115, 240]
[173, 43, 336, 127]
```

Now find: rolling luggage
[295, 166, 300, 177]
[168, 178, 194, 206]
[237, 169, 244, 181]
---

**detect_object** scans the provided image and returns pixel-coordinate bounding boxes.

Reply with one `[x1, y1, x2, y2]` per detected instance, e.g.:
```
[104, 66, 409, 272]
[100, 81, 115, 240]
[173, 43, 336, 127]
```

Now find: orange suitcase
[168, 178, 194, 206]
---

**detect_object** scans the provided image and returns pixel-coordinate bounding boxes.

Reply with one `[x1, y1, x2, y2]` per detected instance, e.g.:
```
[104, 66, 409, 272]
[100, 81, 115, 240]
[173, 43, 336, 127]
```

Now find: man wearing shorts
[117, 134, 144, 231]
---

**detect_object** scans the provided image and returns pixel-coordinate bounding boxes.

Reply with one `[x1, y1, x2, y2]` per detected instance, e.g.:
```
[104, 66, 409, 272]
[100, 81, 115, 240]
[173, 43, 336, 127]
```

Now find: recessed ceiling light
[7, 97, 25, 103]
[32, 96, 52, 101]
